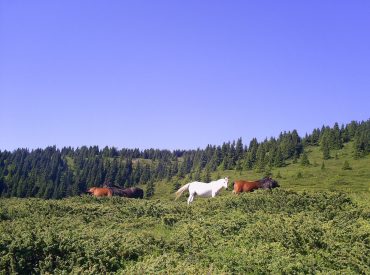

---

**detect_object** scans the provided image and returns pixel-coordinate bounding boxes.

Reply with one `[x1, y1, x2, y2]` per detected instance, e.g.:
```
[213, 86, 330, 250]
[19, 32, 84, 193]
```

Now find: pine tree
[292, 154, 298, 164]
[264, 166, 272, 177]
[296, 171, 303, 179]
[173, 177, 181, 192]
[0, 176, 5, 196]
[321, 133, 331, 160]
[235, 160, 243, 174]
[193, 168, 201, 181]
[105, 158, 118, 184]
[274, 147, 285, 167]
[243, 152, 253, 170]
[353, 127, 369, 159]
[227, 143, 237, 169]
[146, 180, 155, 198]
[202, 168, 211, 182]
[331, 123, 343, 149]
[235, 138, 244, 160]
[311, 128, 321, 145]
[255, 145, 266, 172]
[300, 151, 310, 166]
[221, 156, 229, 170]
[342, 160, 352, 170]
[341, 125, 350, 143]
[140, 164, 151, 184]
[248, 138, 258, 165]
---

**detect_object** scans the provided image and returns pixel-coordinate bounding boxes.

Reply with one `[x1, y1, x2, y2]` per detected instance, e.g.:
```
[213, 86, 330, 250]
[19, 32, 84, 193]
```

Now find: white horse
[175, 177, 229, 204]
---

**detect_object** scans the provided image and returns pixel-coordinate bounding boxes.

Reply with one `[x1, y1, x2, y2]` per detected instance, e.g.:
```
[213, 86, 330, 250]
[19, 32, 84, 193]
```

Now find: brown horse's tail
[175, 183, 190, 200]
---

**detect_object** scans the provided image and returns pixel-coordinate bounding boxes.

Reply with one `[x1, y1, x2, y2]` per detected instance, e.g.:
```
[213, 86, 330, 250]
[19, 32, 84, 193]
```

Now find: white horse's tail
[175, 183, 190, 200]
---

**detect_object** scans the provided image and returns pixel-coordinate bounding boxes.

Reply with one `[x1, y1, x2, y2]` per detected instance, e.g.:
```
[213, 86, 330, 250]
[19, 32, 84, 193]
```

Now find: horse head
[272, 179, 280, 188]
[262, 177, 279, 189]
[223, 177, 229, 189]
[87, 187, 96, 194]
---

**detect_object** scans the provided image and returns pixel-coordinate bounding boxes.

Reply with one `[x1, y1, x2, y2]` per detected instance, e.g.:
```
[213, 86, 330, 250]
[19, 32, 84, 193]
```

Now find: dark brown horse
[120, 187, 144, 199]
[233, 177, 279, 194]
[102, 184, 144, 199]
[87, 187, 113, 197]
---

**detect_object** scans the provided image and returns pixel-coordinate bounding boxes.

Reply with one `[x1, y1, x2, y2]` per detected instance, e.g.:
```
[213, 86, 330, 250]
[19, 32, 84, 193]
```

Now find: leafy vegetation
[1, 190, 369, 274]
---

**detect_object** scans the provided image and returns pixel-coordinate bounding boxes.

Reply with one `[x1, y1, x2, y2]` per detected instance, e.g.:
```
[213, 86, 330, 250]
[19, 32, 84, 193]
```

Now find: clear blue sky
[1, 1, 369, 151]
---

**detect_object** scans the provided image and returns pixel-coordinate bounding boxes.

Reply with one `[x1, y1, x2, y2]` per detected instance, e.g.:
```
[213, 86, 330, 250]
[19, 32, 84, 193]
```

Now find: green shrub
[0, 190, 369, 273]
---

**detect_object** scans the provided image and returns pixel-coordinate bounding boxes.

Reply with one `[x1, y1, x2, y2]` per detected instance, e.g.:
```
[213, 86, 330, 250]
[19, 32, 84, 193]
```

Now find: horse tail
[175, 183, 190, 200]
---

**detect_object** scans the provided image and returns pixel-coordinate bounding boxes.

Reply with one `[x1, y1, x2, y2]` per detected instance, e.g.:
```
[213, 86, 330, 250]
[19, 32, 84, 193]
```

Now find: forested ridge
[0, 119, 368, 199]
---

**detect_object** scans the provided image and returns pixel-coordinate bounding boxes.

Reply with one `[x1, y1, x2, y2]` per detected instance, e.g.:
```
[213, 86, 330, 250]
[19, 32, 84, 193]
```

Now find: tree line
[0, 119, 368, 199]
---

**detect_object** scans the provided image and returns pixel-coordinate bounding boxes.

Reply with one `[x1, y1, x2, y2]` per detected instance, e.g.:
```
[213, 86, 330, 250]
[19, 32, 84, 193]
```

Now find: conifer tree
[321, 133, 331, 160]
[342, 160, 352, 170]
[274, 147, 285, 167]
[264, 166, 272, 177]
[202, 168, 211, 182]
[331, 123, 343, 149]
[146, 180, 155, 198]
[173, 178, 181, 192]
[353, 127, 369, 158]
[248, 138, 258, 165]
[300, 151, 310, 166]
[255, 145, 266, 172]
[193, 168, 201, 181]
[235, 160, 243, 174]
[235, 138, 244, 160]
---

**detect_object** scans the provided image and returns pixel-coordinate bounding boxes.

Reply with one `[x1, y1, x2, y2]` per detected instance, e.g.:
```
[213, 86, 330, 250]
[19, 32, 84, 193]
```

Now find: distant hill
[0, 119, 368, 199]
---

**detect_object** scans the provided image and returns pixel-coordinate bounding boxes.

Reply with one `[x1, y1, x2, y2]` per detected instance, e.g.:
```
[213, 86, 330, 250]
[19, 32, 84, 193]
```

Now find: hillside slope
[152, 141, 370, 206]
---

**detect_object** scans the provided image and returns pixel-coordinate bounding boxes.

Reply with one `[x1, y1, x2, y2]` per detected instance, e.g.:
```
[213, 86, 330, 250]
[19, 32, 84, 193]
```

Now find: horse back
[94, 187, 113, 197]
[234, 180, 260, 193]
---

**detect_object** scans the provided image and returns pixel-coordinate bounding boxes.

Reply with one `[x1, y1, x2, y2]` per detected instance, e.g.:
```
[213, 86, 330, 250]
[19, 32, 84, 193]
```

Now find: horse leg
[187, 193, 194, 205]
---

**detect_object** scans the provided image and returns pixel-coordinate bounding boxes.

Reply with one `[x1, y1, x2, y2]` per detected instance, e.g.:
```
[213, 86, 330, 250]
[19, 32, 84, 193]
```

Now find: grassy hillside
[1, 141, 369, 273]
[152, 142, 370, 206]
[1, 190, 370, 274]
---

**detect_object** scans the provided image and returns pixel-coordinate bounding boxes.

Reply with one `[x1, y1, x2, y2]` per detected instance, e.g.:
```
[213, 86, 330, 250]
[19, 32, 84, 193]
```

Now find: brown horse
[87, 187, 113, 197]
[233, 177, 279, 194]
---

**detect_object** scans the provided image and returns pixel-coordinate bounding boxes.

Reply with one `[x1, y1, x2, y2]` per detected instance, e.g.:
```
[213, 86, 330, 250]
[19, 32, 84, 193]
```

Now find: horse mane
[111, 184, 123, 189]
[258, 177, 271, 183]
[103, 183, 123, 189]
[212, 178, 227, 184]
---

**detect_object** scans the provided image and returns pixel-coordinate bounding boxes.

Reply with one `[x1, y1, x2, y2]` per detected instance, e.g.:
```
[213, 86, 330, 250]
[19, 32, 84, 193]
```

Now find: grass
[1, 141, 369, 273]
[148, 142, 370, 207]
[1, 190, 369, 274]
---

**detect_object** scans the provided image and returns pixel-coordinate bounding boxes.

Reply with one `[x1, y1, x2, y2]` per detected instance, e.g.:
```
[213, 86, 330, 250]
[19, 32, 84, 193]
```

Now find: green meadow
[1, 141, 369, 274]
[155, 142, 370, 206]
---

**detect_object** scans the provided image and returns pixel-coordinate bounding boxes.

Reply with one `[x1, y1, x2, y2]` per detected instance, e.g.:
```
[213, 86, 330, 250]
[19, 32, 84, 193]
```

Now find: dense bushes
[1, 190, 369, 273]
